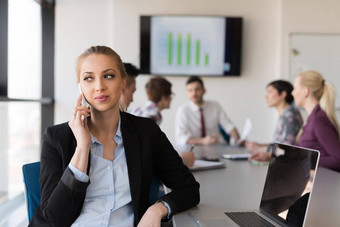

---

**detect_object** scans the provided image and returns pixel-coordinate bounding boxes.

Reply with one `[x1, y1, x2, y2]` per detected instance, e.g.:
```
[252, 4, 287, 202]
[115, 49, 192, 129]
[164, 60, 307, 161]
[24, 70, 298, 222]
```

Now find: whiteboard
[290, 33, 340, 109]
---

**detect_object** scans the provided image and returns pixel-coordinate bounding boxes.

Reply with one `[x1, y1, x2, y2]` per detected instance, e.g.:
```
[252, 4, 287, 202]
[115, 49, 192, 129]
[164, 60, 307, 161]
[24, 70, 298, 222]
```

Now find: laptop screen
[259, 143, 320, 226]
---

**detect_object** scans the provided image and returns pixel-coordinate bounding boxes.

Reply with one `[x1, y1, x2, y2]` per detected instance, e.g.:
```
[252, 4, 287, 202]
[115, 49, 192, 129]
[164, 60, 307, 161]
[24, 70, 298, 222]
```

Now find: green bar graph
[186, 34, 191, 65]
[196, 40, 200, 65]
[205, 54, 209, 66]
[167, 33, 209, 67]
[177, 34, 182, 65]
[168, 33, 172, 65]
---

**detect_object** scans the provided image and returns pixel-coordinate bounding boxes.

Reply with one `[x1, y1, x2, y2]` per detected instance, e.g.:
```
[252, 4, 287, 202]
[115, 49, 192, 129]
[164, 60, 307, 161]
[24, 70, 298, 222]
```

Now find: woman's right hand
[68, 94, 91, 149]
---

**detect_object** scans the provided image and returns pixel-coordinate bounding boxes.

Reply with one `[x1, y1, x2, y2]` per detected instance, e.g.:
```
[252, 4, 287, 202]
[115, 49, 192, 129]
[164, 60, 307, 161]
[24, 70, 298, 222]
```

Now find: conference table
[172, 145, 340, 227]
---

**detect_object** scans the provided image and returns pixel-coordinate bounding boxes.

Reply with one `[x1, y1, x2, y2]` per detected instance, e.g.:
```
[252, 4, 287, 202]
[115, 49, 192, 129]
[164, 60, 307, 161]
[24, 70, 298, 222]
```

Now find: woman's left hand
[137, 202, 168, 227]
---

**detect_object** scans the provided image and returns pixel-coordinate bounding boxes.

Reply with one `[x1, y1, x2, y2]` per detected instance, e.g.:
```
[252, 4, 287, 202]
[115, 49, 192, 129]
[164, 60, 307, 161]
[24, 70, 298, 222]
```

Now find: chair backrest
[149, 175, 165, 204]
[22, 161, 41, 222]
[218, 124, 230, 144]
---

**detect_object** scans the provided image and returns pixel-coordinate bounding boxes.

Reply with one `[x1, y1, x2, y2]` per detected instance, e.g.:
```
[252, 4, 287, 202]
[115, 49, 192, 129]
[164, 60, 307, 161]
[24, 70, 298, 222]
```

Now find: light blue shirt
[69, 119, 134, 227]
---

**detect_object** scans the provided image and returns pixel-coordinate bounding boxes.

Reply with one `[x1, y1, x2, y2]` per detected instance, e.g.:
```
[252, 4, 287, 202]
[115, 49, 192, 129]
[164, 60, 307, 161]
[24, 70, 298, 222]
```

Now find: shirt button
[107, 166, 111, 170]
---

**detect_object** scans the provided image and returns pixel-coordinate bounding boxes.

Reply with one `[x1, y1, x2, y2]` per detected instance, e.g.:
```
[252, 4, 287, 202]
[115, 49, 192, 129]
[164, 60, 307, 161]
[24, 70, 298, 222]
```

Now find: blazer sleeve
[154, 124, 200, 215]
[30, 125, 90, 227]
[314, 118, 340, 171]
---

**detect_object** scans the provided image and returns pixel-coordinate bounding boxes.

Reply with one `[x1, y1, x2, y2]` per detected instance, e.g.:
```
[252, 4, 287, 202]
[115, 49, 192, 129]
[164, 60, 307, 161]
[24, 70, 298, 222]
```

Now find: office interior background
[1, 0, 340, 226]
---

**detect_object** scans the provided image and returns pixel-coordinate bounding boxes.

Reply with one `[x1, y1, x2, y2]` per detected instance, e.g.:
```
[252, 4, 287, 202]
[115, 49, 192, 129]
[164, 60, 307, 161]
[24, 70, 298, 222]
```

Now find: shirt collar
[146, 100, 159, 111]
[189, 100, 205, 111]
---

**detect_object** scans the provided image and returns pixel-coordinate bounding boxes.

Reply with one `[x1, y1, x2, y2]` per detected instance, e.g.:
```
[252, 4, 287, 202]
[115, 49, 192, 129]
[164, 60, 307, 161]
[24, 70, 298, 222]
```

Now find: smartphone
[78, 84, 89, 125]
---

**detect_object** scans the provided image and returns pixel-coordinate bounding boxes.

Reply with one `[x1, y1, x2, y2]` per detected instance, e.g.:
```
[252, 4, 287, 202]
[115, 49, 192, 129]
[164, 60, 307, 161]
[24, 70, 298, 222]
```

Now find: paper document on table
[240, 118, 252, 141]
[189, 160, 225, 171]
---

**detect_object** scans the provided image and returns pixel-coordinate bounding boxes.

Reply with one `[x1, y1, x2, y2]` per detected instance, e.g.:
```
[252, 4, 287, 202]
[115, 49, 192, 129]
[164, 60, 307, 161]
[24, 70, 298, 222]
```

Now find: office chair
[149, 175, 165, 204]
[22, 161, 41, 222]
[218, 124, 230, 144]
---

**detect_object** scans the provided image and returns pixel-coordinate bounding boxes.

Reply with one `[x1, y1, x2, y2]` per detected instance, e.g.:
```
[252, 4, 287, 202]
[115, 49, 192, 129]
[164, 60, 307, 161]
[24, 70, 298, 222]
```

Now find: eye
[84, 76, 93, 82]
[104, 74, 115, 79]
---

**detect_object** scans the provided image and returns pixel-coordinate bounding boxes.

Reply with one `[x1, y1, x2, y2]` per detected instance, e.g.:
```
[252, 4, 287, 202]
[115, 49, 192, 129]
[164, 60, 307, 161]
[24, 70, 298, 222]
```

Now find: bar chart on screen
[167, 33, 209, 66]
[151, 16, 226, 75]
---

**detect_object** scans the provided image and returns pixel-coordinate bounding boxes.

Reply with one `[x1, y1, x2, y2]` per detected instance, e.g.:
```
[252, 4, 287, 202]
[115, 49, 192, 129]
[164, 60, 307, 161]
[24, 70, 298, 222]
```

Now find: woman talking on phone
[29, 46, 199, 226]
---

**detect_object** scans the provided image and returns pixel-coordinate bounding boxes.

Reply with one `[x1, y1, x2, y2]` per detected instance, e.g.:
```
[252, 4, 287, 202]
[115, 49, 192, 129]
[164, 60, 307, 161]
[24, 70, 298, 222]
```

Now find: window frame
[0, 0, 55, 134]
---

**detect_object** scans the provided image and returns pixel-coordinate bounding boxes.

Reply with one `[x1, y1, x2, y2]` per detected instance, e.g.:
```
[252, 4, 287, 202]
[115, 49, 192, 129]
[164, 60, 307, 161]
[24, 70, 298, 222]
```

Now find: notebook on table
[191, 143, 320, 227]
[189, 160, 225, 171]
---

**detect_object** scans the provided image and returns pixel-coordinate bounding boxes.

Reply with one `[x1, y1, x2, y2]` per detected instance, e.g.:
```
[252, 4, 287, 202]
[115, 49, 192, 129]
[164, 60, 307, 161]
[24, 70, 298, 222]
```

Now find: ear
[303, 87, 310, 98]
[280, 90, 287, 99]
[121, 78, 126, 89]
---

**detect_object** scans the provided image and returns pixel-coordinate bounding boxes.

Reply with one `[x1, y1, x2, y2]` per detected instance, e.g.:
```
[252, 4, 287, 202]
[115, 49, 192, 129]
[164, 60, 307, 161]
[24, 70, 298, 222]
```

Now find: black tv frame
[140, 15, 242, 76]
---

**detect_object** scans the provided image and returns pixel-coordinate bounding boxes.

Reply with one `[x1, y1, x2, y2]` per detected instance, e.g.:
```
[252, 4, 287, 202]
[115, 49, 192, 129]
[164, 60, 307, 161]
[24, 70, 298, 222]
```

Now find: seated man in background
[120, 62, 139, 111]
[175, 76, 240, 145]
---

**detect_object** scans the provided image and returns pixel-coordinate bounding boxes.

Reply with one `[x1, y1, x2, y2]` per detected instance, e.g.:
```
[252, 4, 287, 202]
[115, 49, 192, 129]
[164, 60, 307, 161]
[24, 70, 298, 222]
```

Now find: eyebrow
[103, 69, 116, 74]
[81, 68, 117, 77]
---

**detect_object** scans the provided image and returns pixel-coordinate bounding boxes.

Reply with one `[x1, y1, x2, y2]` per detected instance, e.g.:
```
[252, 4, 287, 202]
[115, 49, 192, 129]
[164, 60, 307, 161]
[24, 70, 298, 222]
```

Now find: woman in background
[30, 46, 199, 226]
[131, 77, 195, 167]
[248, 80, 303, 161]
[292, 70, 340, 172]
[131, 77, 172, 125]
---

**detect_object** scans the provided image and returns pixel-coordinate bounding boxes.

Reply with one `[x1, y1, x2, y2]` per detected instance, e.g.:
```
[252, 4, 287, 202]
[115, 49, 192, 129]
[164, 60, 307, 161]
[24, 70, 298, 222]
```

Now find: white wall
[55, 0, 115, 125]
[56, 0, 340, 144]
[56, 0, 281, 144]
[112, 0, 282, 143]
[280, 0, 340, 122]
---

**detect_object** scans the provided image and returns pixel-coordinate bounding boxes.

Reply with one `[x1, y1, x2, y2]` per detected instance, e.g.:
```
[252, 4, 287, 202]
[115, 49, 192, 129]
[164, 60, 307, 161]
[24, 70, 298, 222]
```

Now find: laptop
[192, 143, 320, 227]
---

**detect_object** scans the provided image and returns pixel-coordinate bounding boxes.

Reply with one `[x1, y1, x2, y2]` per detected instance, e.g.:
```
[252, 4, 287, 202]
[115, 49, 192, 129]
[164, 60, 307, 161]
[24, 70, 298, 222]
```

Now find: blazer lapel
[120, 112, 142, 220]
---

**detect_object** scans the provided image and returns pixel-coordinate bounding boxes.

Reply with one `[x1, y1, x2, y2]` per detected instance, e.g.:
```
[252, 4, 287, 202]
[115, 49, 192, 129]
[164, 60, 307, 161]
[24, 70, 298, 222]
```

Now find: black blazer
[29, 112, 200, 226]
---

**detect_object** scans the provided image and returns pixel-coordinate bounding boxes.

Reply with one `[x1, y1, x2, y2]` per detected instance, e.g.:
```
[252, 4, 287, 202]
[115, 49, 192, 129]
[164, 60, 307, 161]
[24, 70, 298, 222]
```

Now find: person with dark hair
[120, 63, 139, 111]
[131, 76, 195, 167]
[248, 80, 303, 161]
[131, 77, 172, 125]
[29, 46, 199, 226]
[175, 75, 240, 145]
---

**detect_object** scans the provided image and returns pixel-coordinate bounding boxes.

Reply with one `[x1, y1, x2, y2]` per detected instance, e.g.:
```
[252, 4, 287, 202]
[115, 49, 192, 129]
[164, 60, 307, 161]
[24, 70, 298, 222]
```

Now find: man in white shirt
[175, 76, 240, 145]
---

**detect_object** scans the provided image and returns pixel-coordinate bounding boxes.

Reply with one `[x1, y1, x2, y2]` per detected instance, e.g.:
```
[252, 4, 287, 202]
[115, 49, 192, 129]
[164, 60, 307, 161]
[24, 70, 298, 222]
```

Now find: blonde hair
[298, 70, 340, 134]
[76, 46, 127, 82]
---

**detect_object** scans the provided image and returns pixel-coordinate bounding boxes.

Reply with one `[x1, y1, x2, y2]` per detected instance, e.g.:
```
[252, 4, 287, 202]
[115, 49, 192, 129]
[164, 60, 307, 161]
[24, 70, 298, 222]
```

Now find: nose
[95, 78, 106, 92]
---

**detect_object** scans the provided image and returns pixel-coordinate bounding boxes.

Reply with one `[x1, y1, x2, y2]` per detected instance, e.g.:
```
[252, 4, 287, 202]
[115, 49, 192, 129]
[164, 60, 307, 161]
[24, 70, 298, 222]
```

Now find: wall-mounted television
[140, 15, 242, 76]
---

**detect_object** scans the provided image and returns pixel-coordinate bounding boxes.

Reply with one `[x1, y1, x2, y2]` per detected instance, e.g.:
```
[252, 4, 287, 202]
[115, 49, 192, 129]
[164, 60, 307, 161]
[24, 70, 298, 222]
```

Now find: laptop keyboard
[225, 212, 276, 227]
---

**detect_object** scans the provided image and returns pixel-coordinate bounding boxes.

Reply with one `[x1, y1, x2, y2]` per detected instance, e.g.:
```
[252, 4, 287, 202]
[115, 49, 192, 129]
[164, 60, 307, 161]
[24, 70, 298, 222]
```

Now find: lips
[94, 95, 109, 102]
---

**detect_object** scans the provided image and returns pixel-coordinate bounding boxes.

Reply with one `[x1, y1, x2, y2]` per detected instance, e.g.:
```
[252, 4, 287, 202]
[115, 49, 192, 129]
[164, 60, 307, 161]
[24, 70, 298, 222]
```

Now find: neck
[156, 101, 164, 112]
[194, 99, 204, 107]
[303, 98, 318, 115]
[88, 108, 120, 139]
[276, 102, 290, 115]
